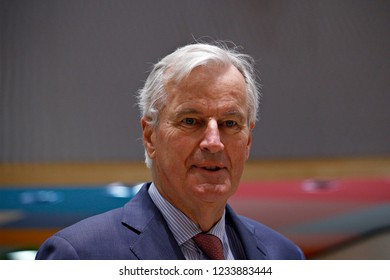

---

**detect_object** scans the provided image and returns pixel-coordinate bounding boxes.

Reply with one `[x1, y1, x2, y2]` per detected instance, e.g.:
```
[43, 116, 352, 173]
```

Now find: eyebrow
[223, 110, 245, 117]
[174, 108, 246, 122]
[173, 108, 202, 119]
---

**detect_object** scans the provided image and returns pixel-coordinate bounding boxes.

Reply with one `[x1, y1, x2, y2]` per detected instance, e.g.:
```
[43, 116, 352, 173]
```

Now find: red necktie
[192, 233, 225, 260]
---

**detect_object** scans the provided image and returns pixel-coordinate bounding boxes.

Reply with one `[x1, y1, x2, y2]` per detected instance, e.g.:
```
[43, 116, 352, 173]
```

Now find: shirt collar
[148, 182, 227, 246]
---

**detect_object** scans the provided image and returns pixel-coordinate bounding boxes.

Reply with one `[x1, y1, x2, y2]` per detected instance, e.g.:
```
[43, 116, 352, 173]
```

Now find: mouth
[193, 164, 226, 172]
[201, 166, 223, 171]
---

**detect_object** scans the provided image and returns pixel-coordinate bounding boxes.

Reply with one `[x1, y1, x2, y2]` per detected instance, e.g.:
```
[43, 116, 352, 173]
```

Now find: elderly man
[36, 42, 304, 260]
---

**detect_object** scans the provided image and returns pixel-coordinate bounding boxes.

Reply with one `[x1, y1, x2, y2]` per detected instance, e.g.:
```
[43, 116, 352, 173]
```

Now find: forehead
[176, 63, 245, 90]
[164, 64, 247, 111]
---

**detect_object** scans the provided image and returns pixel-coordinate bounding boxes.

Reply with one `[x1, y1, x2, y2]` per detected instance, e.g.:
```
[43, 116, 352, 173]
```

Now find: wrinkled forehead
[164, 62, 245, 89]
[165, 63, 246, 94]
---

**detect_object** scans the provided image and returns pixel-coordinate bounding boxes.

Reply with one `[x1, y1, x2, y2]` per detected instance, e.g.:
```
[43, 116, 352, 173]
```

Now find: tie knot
[192, 233, 224, 260]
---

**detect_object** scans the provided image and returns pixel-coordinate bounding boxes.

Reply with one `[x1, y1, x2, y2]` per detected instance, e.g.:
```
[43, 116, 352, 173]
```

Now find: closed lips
[193, 164, 226, 171]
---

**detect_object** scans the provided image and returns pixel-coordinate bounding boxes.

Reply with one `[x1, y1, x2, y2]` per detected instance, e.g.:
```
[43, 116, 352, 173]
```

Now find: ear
[141, 117, 156, 160]
[245, 122, 255, 160]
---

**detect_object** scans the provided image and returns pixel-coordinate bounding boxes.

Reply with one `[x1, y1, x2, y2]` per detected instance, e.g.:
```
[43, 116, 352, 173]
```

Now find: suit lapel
[121, 183, 185, 260]
[226, 205, 268, 260]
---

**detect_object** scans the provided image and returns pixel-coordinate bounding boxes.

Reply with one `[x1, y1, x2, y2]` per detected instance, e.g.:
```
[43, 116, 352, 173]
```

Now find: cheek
[225, 141, 251, 173]
[155, 128, 190, 160]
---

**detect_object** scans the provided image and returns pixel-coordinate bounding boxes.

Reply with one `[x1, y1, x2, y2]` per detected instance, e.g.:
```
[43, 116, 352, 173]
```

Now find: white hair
[137, 42, 261, 168]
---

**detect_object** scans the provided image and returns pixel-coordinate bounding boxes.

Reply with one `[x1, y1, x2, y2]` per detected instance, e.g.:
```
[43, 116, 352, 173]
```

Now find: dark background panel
[1, 0, 389, 163]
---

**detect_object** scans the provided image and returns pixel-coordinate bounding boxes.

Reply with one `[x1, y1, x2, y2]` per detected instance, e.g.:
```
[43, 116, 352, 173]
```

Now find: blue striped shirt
[148, 183, 237, 260]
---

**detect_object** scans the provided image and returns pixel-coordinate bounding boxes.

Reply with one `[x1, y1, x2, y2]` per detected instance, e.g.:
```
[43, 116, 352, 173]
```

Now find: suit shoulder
[56, 206, 132, 247]
[36, 207, 135, 259]
[57, 207, 123, 237]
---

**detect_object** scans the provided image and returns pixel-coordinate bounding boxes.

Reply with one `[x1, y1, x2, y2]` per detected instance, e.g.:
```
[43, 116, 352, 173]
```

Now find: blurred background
[0, 0, 389, 259]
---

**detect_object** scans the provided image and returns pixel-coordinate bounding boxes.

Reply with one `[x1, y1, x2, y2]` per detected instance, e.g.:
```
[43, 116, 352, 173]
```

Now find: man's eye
[182, 118, 196, 125]
[225, 120, 237, 128]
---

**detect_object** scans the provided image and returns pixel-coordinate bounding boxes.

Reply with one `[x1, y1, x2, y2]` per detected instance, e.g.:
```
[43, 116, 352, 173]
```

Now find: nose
[200, 119, 224, 153]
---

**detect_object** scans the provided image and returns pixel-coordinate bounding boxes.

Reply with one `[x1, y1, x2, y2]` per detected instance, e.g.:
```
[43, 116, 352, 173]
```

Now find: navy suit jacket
[35, 183, 305, 260]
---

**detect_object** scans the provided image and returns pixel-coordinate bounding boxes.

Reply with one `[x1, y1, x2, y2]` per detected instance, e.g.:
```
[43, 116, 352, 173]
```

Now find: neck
[185, 204, 225, 232]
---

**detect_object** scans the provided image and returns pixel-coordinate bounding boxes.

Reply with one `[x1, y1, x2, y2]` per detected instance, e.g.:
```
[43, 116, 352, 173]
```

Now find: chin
[192, 182, 235, 202]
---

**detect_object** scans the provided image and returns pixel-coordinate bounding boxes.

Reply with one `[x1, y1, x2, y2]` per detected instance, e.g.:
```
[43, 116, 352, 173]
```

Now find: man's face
[142, 64, 253, 217]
